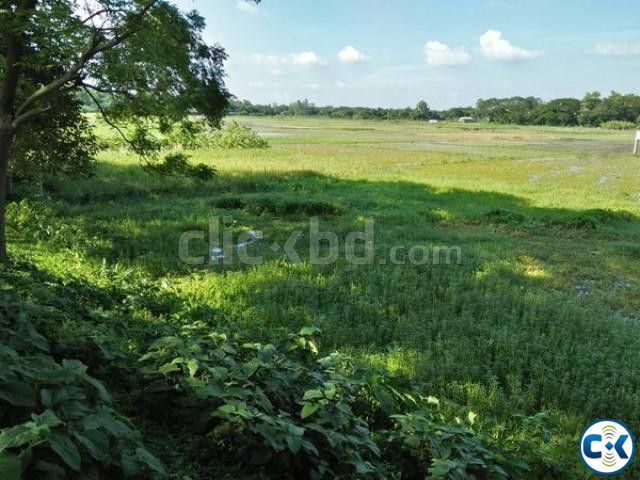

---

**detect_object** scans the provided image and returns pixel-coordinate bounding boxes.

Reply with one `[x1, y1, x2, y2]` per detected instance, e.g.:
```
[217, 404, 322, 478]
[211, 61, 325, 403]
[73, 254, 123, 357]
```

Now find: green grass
[7, 116, 640, 477]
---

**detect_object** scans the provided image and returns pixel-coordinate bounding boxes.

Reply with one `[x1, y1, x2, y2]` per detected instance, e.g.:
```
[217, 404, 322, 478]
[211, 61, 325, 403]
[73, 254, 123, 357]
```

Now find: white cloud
[236, 0, 264, 15]
[338, 46, 370, 64]
[250, 52, 327, 67]
[424, 41, 471, 66]
[335, 81, 354, 89]
[479, 30, 542, 61]
[291, 51, 326, 66]
[593, 42, 640, 57]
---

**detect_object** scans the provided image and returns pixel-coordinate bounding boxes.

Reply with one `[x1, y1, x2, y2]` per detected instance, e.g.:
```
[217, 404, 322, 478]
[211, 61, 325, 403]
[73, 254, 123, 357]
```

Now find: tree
[0, 0, 245, 263]
[413, 100, 430, 120]
[532, 98, 581, 126]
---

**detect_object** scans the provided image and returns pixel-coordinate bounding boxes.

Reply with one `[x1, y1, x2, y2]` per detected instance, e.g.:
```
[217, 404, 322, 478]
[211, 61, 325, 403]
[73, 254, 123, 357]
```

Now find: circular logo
[580, 419, 635, 475]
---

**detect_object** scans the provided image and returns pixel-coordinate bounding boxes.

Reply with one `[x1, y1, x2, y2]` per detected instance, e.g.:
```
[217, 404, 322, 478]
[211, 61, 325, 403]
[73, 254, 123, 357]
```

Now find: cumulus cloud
[251, 52, 327, 67]
[424, 41, 471, 66]
[291, 51, 326, 66]
[236, 0, 264, 15]
[593, 42, 640, 56]
[338, 46, 370, 64]
[479, 30, 542, 61]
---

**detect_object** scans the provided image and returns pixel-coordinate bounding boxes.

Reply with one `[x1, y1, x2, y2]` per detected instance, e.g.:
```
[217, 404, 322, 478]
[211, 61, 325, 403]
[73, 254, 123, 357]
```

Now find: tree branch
[12, 103, 51, 129]
[14, 0, 160, 120]
[81, 85, 137, 152]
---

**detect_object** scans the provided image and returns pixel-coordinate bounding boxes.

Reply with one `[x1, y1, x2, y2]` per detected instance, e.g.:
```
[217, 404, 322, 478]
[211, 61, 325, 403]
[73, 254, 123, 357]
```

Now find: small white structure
[634, 130, 640, 155]
[459, 116, 475, 123]
[428, 119, 439, 124]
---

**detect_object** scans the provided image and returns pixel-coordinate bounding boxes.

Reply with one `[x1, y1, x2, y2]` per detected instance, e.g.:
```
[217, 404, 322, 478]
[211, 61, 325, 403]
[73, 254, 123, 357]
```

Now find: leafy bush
[0, 295, 164, 479]
[139, 325, 534, 479]
[145, 153, 216, 182]
[163, 119, 208, 150]
[387, 412, 527, 479]
[600, 120, 637, 130]
[6, 198, 87, 248]
[211, 122, 270, 149]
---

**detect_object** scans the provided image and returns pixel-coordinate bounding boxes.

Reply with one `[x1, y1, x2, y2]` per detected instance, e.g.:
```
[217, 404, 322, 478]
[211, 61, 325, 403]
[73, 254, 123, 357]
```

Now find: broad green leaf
[430, 459, 458, 478]
[83, 376, 111, 402]
[301, 403, 320, 419]
[91, 410, 129, 436]
[0, 452, 21, 480]
[0, 381, 36, 407]
[299, 327, 320, 336]
[136, 447, 166, 474]
[302, 389, 323, 401]
[286, 435, 303, 454]
[158, 362, 181, 374]
[0, 422, 49, 452]
[186, 359, 199, 377]
[74, 430, 109, 462]
[49, 433, 81, 471]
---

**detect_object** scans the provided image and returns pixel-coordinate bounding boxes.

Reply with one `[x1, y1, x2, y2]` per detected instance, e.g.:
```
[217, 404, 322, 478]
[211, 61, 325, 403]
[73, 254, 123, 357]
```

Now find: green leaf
[0, 417, 53, 452]
[121, 453, 142, 477]
[286, 435, 303, 454]
[0, 381, 36, 407]
[186, 359, 199, 377]
[158, 362, 181, 374]
[299, 327, 320, 336]
[430, 459, 458, 478]
[136, 447, 166, 474]
[84, 376, 111, 402]
[0, 452, 21, 480]
[323, 383, 337, 399]
[301, 403, 320, 419]
[74, 430, 109, 462]
[303, 389, 323, 401]
[90, 410, 129, 436]
[49, 433, 81, 471]
[33, 460, 66, 477]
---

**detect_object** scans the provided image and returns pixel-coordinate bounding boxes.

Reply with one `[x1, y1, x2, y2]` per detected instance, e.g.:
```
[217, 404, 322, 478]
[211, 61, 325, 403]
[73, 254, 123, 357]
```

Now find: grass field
[6, 116, 640, 477]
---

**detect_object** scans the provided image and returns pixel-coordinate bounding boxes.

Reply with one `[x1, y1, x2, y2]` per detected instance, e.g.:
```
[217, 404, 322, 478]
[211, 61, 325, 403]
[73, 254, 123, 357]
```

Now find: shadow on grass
[34, 162, 640, 276]
[8, 164, 640, 443]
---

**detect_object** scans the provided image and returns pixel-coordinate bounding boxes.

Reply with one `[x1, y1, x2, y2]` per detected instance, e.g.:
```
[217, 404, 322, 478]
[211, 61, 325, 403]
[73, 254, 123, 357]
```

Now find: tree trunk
[0, 123, 13, 265]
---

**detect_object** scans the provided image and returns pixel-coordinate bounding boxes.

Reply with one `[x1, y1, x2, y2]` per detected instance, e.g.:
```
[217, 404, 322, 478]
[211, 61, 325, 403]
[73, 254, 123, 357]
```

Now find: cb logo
[580, 419, 634, 475]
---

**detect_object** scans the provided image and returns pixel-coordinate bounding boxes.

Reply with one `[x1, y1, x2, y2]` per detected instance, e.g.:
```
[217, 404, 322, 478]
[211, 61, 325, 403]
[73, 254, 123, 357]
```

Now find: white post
[635, 131, 640, 155]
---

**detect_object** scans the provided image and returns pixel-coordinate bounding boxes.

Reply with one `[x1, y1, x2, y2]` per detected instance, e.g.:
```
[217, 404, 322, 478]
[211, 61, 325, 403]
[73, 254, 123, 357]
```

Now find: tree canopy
[0, 0, 240, 262]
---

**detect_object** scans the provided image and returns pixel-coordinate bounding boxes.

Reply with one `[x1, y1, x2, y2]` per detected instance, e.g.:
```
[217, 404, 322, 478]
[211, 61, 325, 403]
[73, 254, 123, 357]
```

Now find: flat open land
[8, 117, 640, 476]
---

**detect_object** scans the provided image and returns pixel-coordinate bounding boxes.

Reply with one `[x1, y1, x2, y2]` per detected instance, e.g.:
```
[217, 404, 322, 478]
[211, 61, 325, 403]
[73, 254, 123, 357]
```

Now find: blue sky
[173, 0, 640, 109]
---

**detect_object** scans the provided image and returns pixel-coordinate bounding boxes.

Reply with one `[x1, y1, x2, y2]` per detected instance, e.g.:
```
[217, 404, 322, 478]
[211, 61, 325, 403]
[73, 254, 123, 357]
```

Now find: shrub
[600, 120, 637, 130]
[145, 153, 217, 182]
[211, 122, 270, 149]
[212, 193, 341, 217]
[139, 325, 534, 479]
[0, 295, 164, 479]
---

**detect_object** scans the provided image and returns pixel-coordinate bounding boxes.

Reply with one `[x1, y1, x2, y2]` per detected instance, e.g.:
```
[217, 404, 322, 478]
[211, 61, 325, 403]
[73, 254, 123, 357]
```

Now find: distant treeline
[229, 92, 640, 128]
[79, 91, 640, 128]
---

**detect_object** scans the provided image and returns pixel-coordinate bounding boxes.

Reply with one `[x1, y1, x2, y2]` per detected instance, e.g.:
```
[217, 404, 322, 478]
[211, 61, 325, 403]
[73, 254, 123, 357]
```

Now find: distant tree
[0, 0, 245, 263]
[532, 98, 581, 126]
[578, 91, 603, 126]
[413, 100, 431, 120]
[289, 99, 317, 116]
